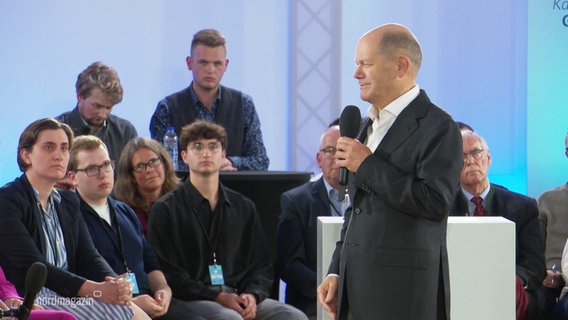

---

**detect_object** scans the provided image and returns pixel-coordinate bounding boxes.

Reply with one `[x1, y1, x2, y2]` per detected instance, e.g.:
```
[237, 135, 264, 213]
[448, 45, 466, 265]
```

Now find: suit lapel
[356, 117, 373, 142]
[375, 90, 430, 155]
[312, 178, 331, 216]
[451, 189, 470, 216]
[485, 185, 498, 217]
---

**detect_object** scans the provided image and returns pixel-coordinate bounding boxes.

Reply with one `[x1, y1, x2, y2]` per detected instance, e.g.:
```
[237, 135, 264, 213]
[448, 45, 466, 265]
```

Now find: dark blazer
[79, 195, 161, 294]
[276, 177, 332, 316]
[328, 90, 463, 320]
[450, 185, 546, 314]
[0, 175, 115, 297]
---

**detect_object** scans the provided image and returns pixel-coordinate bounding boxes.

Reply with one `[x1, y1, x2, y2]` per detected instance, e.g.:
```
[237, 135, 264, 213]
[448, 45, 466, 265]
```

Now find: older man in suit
[450, 131, 545, 320]
[317, 24, 463, 320]
[276, 125, 341, 318]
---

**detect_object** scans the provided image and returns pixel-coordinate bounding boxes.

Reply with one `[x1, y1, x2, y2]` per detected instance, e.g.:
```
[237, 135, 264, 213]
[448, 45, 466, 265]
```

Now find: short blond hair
[68, 135, 108, 172]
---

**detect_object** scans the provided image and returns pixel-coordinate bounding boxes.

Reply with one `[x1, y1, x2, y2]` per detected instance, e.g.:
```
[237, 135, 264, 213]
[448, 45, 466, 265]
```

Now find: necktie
[471, 196, 486, 216]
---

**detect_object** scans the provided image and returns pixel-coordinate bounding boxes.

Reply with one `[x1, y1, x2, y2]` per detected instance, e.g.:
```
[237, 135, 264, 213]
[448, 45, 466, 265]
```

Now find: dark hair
[191, 29, 226, 54]
[456, 121, 474, 132]
[76, 61, 123, 104]
[114, 137, 180, 211]
[179, 120, 227, 152]
[17, 118, 74, 172]
[328, 118, 340, 127]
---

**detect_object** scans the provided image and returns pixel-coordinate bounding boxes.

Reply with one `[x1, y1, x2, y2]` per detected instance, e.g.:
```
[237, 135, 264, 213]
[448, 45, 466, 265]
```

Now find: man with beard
[56, 61, 137, 164]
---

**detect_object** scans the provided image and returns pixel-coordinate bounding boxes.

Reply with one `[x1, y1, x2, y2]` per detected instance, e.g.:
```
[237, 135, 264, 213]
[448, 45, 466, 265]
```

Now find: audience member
[1, 265, 77, 320]
[549, 238, 568, 319]
[317, 24, 463, 320]
[537, 131, 568, 318]
[148, 120, 307, 320]
[56, 61, 137, 163]
[0, 118, 148, 320]
[450, 130, 546, 320]
[149, 29, 269, 171]
[275, 125, 340, 318]
[114, 137, 181, 237]
[67, 135, 204, 320]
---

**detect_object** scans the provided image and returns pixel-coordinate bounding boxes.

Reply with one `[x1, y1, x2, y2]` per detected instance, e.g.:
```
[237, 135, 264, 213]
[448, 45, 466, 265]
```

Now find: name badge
[126, 272, 140, 295]
[209, 264, 225, 285]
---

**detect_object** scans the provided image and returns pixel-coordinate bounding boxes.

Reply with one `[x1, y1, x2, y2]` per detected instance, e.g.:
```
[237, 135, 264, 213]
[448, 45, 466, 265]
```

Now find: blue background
[1, 0, 567, 198]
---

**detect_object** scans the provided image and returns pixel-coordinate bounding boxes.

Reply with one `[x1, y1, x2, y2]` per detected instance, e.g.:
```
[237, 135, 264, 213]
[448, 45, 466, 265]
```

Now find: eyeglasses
[189, 142, 222, 154]
[463, 149, 485, 161]
[320, 146, 337, 157]
[132, 157, 162, 173]
[76, 160, 115, 177]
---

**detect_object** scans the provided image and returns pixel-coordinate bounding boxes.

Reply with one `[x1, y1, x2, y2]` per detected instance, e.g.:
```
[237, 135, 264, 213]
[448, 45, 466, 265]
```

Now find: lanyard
[328, 199, 342, 216]
[192, 199, 224, 265]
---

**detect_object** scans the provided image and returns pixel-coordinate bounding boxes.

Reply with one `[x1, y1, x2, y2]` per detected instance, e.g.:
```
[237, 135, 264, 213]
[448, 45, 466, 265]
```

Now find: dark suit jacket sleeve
[328, 207, 352, 275]
[515, 197, 546, 291]
[276, 191, 317, 300]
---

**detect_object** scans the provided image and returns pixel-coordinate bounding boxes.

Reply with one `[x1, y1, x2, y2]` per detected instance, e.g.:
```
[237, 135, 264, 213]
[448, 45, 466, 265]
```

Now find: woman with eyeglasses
[0, 118, 150, 320]
[114, 137, 180, 238]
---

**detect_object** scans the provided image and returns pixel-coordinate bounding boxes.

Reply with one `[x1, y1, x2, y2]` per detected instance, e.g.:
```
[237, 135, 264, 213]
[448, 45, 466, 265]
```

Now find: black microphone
[0, 262, 47, 320]
[20, 262, 46, 320]
[338, 105, 361, 201]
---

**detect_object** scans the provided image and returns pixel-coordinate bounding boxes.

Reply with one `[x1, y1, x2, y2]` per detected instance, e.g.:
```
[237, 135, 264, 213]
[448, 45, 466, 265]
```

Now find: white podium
[317, 216, 515, 320]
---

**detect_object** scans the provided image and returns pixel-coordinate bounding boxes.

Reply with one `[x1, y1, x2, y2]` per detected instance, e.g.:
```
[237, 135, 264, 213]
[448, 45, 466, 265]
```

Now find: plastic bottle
[163, 127, 178, 170]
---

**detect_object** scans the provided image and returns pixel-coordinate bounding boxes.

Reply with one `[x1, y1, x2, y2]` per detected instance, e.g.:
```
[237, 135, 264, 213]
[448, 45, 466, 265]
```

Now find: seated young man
[148, 120, 307, 320]
[68, 135, 204, 320]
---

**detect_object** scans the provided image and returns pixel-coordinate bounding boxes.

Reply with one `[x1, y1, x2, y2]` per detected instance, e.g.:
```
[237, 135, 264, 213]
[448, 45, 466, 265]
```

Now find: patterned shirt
[34, 189, 68, 270]
[149, 83, 269, 171]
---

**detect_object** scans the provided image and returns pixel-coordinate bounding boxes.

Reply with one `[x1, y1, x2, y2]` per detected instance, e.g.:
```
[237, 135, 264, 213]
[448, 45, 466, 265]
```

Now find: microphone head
[25, 262, 47, 294]
[339, 105, 361, 138]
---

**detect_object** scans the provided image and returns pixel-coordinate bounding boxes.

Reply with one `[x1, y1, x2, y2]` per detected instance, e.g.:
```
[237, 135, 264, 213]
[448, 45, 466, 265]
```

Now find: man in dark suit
[276, 125, 341, 318]
[450, 131, 545, 320]
[317, 24, 463, 320]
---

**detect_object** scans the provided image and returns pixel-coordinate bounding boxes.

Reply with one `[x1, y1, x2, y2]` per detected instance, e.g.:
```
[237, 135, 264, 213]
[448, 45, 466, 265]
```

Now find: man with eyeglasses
[68, 135, 205, 320]
[449, 130, 545, 320]
[148, 120, 307, 320]
[274, 124, 340, 319]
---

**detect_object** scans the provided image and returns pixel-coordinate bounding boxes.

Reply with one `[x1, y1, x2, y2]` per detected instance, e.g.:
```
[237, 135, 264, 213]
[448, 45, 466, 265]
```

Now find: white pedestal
[317, 216, 516, 320]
